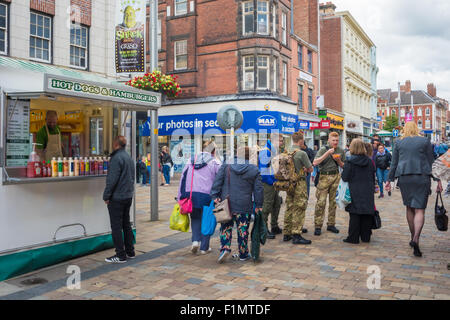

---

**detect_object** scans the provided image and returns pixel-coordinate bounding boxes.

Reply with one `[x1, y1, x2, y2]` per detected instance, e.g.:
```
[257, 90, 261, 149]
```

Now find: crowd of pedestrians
[103, 123, 448, 264]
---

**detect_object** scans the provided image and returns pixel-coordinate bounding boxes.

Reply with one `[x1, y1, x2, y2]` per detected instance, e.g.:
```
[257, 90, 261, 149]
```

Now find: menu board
[6, 100, 30, 167]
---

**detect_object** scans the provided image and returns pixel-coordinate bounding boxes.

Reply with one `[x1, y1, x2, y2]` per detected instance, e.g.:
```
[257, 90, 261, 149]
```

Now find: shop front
[345, 116, 363, 146]
[327, 112, 345, 148]
[0, 66, 160, 281]
[142, 100, 299, 173]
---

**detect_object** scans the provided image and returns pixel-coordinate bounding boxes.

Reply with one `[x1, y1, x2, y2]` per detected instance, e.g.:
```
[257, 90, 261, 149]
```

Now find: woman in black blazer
[386, 122, 435, 257]
[341, 139, 376, 244]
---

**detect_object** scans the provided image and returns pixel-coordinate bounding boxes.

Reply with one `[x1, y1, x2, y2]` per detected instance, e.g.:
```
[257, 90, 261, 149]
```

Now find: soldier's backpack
[272, 151, 304, 194]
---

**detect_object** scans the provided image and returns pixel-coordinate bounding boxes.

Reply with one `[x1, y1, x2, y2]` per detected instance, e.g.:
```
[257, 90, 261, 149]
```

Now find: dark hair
[114, 136, 127, 148]
[46, 110, 58, 119]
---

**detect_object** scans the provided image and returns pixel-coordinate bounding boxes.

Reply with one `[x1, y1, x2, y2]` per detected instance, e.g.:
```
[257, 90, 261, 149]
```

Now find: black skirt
[398, 175, 431, 209]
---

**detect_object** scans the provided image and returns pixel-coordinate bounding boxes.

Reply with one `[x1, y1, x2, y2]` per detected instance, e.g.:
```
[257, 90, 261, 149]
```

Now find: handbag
[213, 165, 232, 224]
[178, 155, 197, 215]
[169, 204, 190, 232]
[336, 179, 352, 209]
[435, 192, 448, 232]
[201, 201, 217, 236]
[372, 210, 382, 230]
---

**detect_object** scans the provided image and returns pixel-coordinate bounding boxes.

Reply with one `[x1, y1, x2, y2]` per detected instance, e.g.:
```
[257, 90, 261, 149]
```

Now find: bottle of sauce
[42, 161, 47, 178]
[98, 157, 104, 175]
[27, 143, 41, 178]
[51, 157, 58, 177]
[85, 157, 90, 176]
[74, 157, 80, 176]
[47, 161, 52, 177]
[58, 157, 63, 177]
[79, 157, 85, 176]
[69, 157, 74, 177]
[93, 157, 98, 175]
[63, 157, 69, 177]
[90, 157, 95, 176]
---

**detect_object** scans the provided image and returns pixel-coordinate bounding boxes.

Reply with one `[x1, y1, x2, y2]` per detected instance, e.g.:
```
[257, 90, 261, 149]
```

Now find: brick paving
[0, 176, 449, 300]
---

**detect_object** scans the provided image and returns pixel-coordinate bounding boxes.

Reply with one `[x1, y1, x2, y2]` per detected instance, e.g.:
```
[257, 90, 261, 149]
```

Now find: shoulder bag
[372, 210, 382, 230]
[178, 155, 197, 215]
[213, 165, 232, 224]
[435, 192, 448, 232]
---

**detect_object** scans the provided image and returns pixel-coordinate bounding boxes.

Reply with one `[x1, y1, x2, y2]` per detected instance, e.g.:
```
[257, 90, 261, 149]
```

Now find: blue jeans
[163, 164, 171, 184]
[306, 172, 311, 198]
[141, 173, 147, 185]
[191, 208, 211, 251]
[376, 168, 389, 195]
[146, 166, 151, 185]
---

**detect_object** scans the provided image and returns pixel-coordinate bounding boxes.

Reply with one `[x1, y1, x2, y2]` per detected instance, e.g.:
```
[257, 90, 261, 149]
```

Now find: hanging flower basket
[125, 70, 181, 98]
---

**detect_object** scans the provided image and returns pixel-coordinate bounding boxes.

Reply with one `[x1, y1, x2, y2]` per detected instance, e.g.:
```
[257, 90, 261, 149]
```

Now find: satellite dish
[217, 105, 244, 130]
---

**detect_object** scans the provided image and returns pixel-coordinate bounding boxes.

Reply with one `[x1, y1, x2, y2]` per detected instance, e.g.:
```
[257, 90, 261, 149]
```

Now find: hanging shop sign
[44, 74, 160, 107]
[319, 120, 331, 129]
[346, 118, 362, 133]
[310, 122, 320, 130]
[327, 113, 345, 130]
[115, 0, 146, 73]
[318, 109, 327, 119]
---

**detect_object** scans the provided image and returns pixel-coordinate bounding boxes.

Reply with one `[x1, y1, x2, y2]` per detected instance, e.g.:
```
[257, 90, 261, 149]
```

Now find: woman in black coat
[341, 139, 376, 244]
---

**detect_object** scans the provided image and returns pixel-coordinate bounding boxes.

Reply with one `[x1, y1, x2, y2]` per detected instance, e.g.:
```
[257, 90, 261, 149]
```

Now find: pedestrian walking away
[211, 146, 263, 263]
[160, 146, 174, 186]
[312, 132, 345, 236]
[386, 122, 436, 258]
[139, 156, 148, 186]
[341, 139, 376, 244]
[282, 131, 313, 245]
[375, 144, 392, 198]
[178, 141, 221, 255]
[103, 136, 136, 264]
[258, 133, 284, 239]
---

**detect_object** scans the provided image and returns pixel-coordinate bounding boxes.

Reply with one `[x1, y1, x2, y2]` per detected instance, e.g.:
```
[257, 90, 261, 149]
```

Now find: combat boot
[292, 235, 312, 245]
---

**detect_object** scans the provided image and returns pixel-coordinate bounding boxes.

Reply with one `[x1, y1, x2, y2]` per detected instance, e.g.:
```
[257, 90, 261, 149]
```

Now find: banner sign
[298, 120, 310, 130]
[310, 122, 320, 130]
[319, 120, 331, 129]
[115, 0, 146, 73]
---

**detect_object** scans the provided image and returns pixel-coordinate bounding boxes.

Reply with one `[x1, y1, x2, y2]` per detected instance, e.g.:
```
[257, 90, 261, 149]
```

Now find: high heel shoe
[409, 241, 414, 248]
[410, 241, 422, 257]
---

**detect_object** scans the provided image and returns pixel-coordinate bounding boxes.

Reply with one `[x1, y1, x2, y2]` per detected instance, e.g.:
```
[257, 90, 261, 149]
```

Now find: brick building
[377, 80, 448, 143]
[319, 2, 378, 146]
[152, 0, 322, 159]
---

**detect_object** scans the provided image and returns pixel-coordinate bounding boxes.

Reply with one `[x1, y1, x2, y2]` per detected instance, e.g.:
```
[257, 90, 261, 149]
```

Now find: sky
[330, 0, 450, 102]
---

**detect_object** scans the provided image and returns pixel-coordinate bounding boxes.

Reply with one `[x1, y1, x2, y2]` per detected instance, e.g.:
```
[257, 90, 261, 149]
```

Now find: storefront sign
[45, 74, 160, 107]
[115, 0, 146, 73]
[298, 120, 310, 130]
[363, 122, 371, 128]
[299, 71, 313, 83]
[257, 115, 277, 127]
[327, 113, 344, 130]
[318, 109, 327, 119]
[319, 120, 331, 129]
[346, 119, 362, 133]
[6, 100, 30, 167]
[310, 122, 320, 130]
[373, 123, 380, 129]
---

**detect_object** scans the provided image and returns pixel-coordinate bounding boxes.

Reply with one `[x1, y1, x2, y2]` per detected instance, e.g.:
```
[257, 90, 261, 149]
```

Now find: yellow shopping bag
[170, 204, 190, 232]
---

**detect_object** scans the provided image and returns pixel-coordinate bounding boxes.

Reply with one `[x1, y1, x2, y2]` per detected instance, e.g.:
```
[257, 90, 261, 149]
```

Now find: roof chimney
[427, 83, 436, 97]
[319, 2, 336, 16]
[400, 80, 411, 93]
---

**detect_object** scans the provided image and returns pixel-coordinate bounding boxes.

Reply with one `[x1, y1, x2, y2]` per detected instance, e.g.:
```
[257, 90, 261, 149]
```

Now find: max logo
[257, 115, 277, 127]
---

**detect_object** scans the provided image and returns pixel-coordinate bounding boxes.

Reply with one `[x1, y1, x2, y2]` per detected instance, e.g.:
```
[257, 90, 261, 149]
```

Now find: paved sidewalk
[1, 177, 449, 300]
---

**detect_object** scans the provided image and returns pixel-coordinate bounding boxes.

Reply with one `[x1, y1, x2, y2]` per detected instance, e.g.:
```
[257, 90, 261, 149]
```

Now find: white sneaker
[191, 241, 200, 254]
[200, 248, 212, 255]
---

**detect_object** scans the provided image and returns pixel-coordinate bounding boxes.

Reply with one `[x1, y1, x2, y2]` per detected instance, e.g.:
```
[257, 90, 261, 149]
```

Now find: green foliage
[384, 115, 399, 132]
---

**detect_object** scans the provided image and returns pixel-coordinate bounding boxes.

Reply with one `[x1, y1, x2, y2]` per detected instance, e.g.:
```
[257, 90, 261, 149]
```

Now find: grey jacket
[103, 148, 135, 201]
[210, 160, 263, 215]
[388, 136, 435, 181]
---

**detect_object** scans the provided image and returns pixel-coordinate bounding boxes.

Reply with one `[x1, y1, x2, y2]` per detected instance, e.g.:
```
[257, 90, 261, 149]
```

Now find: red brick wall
[293, 0, 318, 46]
[70, 0, 91, 26]
[30, 0, 55, 15]
[320, 16, 342, 112]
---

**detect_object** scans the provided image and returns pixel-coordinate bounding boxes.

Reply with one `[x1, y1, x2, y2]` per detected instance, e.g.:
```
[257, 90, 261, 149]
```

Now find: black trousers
[347, 214, 373, 243]
[107, 198, 135, 259]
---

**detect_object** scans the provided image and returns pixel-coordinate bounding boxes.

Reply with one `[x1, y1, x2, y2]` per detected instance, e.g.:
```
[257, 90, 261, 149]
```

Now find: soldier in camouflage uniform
[313, 132, 345, 236]
[283, 132, 313, 245]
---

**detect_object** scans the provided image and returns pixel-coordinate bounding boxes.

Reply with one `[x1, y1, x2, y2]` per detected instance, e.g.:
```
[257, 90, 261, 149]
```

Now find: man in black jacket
[103, 136, 136, 263]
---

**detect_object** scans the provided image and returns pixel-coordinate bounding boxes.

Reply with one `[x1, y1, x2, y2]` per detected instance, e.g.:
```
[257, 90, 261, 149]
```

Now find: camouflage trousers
[262, 183, 281, 229]
[284, 180, 308, 236]
[314, 173, 340, 228]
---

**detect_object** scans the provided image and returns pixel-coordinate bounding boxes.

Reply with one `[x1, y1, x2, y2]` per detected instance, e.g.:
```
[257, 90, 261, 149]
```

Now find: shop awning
[297, 112, 321, 123]
[0, 56, 160, 110]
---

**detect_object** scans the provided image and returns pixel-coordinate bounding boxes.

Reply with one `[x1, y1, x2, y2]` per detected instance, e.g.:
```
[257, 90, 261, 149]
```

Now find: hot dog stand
[0, 61, 160, 281]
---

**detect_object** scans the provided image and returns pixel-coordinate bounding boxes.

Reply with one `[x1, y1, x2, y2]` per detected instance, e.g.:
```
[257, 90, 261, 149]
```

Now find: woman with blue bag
[177, 141, 221, 255]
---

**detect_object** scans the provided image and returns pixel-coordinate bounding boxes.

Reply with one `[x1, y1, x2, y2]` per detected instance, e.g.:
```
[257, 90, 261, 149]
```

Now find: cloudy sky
[331, 0, 450, 101]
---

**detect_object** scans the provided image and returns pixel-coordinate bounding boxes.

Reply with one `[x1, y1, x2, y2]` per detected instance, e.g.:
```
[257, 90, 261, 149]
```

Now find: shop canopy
[0, 56, 160, 111]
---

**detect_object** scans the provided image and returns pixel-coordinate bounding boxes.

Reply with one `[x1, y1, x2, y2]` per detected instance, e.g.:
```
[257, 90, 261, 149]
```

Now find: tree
[384, 115, 399, 132]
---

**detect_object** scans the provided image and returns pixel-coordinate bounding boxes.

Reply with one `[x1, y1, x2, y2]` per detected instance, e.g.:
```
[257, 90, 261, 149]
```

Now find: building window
[298, 84, 303, 110]
[243, 56, 254, 90]
[308, 88, 313, 112]
[307, 50, 312, 73]
[175, 0, 188, 16]
[418, 108, 422, 117]
[298, 45, 303, 69]
[426, 108, 430, 116]
[243, 2, 254, 35]
[257, 1, 268, 34]
[30, 12, 52, 62]
[281, 12, 287, 45]
[272, 4, 276, 38]
[426, 119, 431, 129]
[271, 58, 277, 91]
[282, 62, 287, 95]
[174, 40, 187, 70]
[401, 109, 405, 117]
[70, 24, 88, 69]
[0, 3, 7, 55]
[158, 18, 162, 50]
[257, 56, 269, 89]
[418, 120, 423, 129]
